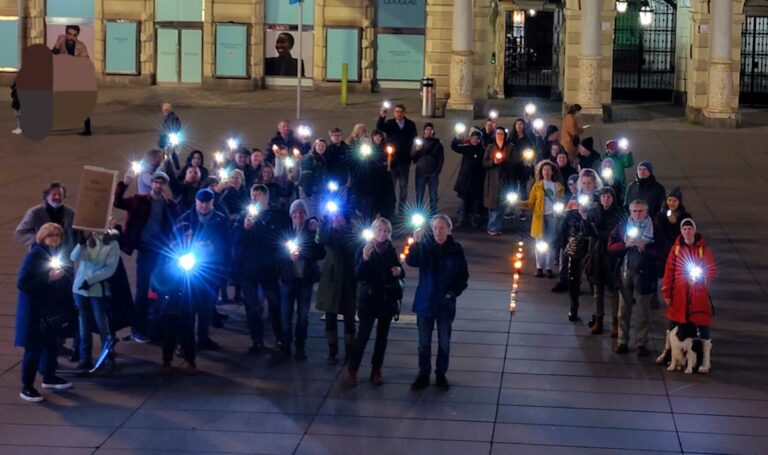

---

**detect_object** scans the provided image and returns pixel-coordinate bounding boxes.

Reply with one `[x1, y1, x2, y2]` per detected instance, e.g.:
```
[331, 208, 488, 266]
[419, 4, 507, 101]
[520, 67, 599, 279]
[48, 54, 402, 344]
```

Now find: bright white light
[524, 103, 536, 115]
[131, 161, 142, 175]
[535, 241, 549, 253]
[327, 181, 339, 192]
[522, 148, 535, 162]
[488, 109, 499, 120]
[688, 264, 703, 282]
[532, 118, 544, 130]
[286, 240, 299, 254]
[616, 0, 628, 13]
[495, 152, 503, 160]
[217, 168, 229, 181]
[618, 137, 629, 150]
[639, 6, 653, 26]
[325, 201, 339, 214]
[454, 123, 466, 135]
[284, 157, 295, 169]
[528, 9, 536, 17]
[178, 253, 197, 272]
[168, 133, 181, 147]
[227, 138, 239, 151]
[214, 151, 225, 164]
[361, 229, 374, 242]
[360, 143, 372, 157]
[601, 168, 614, 180]
[297, 125, 312, 138]
[292, 148, 301, 157]
[411, 213, 426, 228]
[578, 194, 591, 207]
[506, 192, 519, 204]
[554, 202, 565, 215]
[666, 209, 672, 217]
[247, 204, 259, 217]
[627, 226, 640, 240]
[415, 138, 423, 148]
[382, 100, 391, 110]
[49, 256, 62, 270]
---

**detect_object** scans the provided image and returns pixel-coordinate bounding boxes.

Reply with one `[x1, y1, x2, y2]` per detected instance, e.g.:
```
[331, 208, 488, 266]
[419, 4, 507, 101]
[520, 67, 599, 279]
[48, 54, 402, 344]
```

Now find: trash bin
[421, 77, 435, 117]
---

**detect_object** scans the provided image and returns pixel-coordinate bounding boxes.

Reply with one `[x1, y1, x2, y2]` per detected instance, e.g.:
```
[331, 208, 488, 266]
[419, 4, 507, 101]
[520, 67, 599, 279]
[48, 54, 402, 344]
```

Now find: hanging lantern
[512, 10, 525, 25]
[616, 0, 628, 13]
[639, 2, 653, 27]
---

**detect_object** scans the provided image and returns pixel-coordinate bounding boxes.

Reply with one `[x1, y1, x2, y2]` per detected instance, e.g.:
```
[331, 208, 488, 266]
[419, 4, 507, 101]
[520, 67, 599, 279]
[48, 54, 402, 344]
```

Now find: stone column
[27, 0, 44, 46]
[703, 0, 737, 124]
[577, 0, 601, 113]
[139, 0, 154, 81]
[447, 0, 474, 111]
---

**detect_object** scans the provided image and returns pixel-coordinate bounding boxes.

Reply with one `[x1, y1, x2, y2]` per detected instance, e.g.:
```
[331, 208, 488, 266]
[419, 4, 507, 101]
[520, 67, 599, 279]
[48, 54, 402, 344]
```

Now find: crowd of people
[12, 101, 715, 404]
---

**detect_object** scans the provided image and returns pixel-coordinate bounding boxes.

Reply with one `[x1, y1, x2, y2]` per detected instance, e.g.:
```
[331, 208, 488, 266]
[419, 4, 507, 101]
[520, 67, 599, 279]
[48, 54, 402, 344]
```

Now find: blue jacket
[15, 243, 75, 347]
[406, 236, 469, 318]
[177, 209, 231, 285]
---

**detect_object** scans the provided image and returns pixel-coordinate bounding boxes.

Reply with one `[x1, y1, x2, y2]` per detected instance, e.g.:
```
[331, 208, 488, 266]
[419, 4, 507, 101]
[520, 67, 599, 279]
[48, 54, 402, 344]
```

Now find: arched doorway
[612, 0, 676, 100]
[503, 9, 557, 98]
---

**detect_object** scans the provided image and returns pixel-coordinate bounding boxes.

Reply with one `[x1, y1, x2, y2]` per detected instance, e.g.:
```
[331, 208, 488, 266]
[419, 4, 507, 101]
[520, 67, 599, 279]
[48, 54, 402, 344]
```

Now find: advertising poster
[264, 27, 313, 78]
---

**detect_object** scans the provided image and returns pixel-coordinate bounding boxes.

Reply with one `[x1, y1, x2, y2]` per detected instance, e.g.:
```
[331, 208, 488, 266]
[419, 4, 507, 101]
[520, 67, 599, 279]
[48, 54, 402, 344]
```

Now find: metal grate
[612, 0, 676, 100]
[740, 16, 768, 105]
[504, 10, 555, 98]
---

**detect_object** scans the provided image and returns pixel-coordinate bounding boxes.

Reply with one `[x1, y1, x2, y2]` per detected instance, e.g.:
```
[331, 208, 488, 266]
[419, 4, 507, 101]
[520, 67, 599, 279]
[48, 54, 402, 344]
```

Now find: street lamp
[616, 0, 628, 13]
[639, 2, 653, 27]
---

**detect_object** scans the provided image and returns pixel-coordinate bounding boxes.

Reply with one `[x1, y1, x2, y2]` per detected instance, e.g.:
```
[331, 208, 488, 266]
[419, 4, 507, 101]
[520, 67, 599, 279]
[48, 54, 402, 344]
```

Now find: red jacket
[661, 233, 716, 326]
[113, 182, 179, 255]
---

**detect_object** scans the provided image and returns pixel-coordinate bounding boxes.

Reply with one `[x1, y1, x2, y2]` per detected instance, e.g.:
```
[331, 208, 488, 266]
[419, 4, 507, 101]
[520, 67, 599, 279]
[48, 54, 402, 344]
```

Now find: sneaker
[131, 333, 150, 344]
[410, 374, 430, 391]
[12, 127, 22, 135]
[435, 374, 450, 391]
[42, 376, 72, 390]
[20, 386, 43, 402]
[613, 343, 629, 354]
[636, 346, 650, 357]
[370, 368, 383, 386]
[294, 348, 308, 361]
[197, 338, 220, 351]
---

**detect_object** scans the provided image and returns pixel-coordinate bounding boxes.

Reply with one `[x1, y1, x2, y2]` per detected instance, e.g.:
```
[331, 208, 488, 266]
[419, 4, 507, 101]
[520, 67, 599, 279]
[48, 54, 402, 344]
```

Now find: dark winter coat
[279, 221, 326, 285]
[233, 206, 291, 281]
[411, 137, 445, 177]
[451, 138, 485, 199]
[376, 116, 418, 168]
[11, 81, 20, 110]
[625, 174, 666, 217]
[15, 244, 75, 347]
[586, 202, 625, 286]
[177, 209, 230, 267]
[220, 185, 249, 219]
[578, 149, 602, 172]
[299, 152, 329, 198]
[556, 209, 590, 259]
[315, 219, 358, 315]
[406, 236, 469, 319]
[355, 240, 403, 318]
[14, 202, 76, 253]
[607, 220, 663, 295]
[325, 142, 351, 184]
[483, 142, 515, 209]
[266, 131, 310, 164]
[113, 182, 180, 255]
[654, 208, 692, 273]
[158, 112, 182, 149]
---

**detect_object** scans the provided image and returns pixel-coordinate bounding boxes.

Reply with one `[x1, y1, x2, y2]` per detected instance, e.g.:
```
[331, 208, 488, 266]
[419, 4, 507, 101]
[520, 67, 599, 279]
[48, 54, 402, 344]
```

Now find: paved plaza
[0, 87, 767, 454]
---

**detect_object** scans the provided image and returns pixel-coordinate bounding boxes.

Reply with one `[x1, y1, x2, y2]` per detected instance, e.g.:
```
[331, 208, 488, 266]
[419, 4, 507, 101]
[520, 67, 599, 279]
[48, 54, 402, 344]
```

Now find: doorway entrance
[740, 16, 768, 105]
[503, 10, 556, 98]
[156, 27, 202, 84]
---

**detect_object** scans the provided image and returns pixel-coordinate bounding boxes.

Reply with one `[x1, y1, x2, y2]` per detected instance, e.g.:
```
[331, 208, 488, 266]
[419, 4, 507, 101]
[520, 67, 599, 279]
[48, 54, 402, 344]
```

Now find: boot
[610, 318, 619, 338]
[698, 339, 712, 374]
[343, 334, 355, 365]
[346, 370, 358, 387]
[655, 330, 671, 365]
[370, 368, 383, 386]
[326, 331, 338, 364]
[590, 316, 604, 335]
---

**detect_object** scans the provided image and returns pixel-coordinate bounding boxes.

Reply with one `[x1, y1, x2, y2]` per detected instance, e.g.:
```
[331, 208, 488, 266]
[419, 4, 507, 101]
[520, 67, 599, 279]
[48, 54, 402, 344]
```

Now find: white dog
[667, 326, 698, 374]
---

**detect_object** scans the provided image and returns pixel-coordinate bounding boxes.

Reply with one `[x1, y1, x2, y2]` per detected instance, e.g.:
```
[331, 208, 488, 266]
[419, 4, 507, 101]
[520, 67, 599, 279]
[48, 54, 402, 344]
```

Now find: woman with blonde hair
[16, 222, 75, 402]
[346, 217, 404, 387]
[520, 160, 564, 278]
[346, 123, 368, 148]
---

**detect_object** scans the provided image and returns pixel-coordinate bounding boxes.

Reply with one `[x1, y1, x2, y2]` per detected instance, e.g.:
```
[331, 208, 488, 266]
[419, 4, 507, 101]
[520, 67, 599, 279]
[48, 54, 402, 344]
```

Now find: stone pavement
[0, 89, 767, 454]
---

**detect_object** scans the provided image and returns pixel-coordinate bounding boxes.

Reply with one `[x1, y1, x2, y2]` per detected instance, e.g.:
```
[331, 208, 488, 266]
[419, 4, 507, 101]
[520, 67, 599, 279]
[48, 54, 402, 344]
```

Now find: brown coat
[482, 142, 514, 209]
[560, 113, 583, 163]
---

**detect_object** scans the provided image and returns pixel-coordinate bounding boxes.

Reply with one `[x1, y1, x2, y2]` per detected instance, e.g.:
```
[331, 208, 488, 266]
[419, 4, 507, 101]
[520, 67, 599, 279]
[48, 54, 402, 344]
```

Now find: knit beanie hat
[680, 217, 697, 231]
[668, 186, 683, 204]
[580, 137, 594, 152]
[289, 199, 307, 215]
[545, 125, 559, 138]
[637, 160, 653, 175]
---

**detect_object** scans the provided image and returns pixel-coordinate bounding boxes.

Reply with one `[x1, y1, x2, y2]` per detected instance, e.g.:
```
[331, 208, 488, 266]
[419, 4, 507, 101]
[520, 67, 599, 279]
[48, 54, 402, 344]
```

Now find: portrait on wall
[264, 27, 313, 77]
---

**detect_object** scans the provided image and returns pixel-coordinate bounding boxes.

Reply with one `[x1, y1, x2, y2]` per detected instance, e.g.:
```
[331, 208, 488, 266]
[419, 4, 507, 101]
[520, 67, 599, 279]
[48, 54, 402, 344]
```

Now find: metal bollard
[421, 77, 435, 117]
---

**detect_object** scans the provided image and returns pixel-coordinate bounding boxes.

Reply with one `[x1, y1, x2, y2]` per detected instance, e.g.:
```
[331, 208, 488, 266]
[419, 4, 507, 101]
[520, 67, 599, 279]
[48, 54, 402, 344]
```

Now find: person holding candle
[266, 120, 310, 164]
[16, 223, 75, 402]
[483, 127, 514, 235]
[371, 130, 397, 219]
[170, 166, 202, 213]
[377, 104, 418, 215]
[520, 161, 564, 278]
[659, 218, 716, 372]
[451, 130, 485, 229]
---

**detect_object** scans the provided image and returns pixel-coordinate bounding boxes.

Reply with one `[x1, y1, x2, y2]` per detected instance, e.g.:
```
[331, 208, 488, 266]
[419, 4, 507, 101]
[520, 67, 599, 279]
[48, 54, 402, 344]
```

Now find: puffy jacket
[607, 220, 662, 295]
[70, 236, 120, 298]
[406, 236, 469, 318]
[625, 174, 666, 217]
[315, 219, 358, 315]
[355, 240, 403, 317]
[662, 234, 716, 326]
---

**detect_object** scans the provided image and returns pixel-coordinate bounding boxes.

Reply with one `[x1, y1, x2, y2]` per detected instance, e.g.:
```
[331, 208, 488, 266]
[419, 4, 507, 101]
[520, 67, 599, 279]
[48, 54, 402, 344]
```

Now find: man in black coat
[233, 184, 291, 354]
[376, 104, 418, 214]
[176, 189, 230, 351]
[325, 127, 350, 185]
[266, 119, 310, 164]
[158, 103, 181, 149]
[451, 130, 485, 228]
[624, 161, 666, 218]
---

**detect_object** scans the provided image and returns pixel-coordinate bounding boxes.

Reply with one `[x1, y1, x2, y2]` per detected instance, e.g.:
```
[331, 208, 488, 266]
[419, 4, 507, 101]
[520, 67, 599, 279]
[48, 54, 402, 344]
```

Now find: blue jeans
[73, 294, 112, 365]
[242, 278, 281, 345]
[415, 174, 439, 214]
[417, 313, 454, 376]
[535, 214, 557, 270]
[280, 281, 313, 349]
[487, 207, 504, 232]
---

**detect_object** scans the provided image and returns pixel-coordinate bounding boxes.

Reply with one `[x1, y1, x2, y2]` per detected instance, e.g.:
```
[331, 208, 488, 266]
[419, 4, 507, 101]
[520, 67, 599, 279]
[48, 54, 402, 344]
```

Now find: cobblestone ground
[0, 88, 767, 454]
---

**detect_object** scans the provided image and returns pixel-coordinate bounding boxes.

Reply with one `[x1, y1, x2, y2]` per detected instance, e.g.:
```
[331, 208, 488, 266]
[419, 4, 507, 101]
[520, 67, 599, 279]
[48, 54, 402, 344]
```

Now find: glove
[78, 280, 91, 291]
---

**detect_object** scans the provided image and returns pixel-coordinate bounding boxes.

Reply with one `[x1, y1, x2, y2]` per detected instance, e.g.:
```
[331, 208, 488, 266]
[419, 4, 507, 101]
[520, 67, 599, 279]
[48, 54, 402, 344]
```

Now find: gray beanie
[289, 199, 307, 215]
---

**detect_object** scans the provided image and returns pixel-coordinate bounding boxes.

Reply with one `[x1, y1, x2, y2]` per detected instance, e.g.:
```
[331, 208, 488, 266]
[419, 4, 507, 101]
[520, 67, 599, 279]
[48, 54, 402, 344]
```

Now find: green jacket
[604, 150, 634, 186]
[315, 219, 357, 314]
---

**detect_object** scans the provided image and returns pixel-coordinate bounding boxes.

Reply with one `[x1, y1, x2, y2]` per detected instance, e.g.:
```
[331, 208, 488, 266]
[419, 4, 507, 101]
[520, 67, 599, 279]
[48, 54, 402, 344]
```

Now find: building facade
[1, 0, 766, 125]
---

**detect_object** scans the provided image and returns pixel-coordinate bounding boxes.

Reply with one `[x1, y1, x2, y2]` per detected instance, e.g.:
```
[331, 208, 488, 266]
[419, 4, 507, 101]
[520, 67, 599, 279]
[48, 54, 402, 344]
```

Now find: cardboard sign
[73, 166, 118, 232]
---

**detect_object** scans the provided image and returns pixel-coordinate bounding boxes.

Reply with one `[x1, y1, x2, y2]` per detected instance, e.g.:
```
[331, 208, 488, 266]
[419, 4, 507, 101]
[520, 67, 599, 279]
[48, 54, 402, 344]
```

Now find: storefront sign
[216, 24, 248, 78]
[105, 21, 138, 75]
[376, 34, 424, 81]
